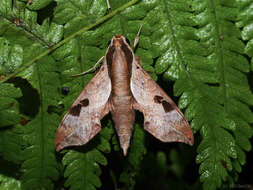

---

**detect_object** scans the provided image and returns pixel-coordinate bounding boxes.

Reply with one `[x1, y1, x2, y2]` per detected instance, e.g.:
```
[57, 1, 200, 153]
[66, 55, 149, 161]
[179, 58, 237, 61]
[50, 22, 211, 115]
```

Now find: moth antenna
[133, 22, 144, 50]
[71, 56, 104, 77]
[106, 0, 111, 10]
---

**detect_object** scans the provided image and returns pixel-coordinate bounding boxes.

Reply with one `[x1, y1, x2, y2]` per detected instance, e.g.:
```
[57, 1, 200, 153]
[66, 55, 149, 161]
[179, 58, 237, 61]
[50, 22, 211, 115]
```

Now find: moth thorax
[110, 48, 131, 96]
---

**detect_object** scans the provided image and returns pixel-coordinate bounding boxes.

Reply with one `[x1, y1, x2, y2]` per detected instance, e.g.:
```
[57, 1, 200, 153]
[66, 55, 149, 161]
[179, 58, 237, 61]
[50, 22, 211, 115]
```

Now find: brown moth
[55, 35, 193, 156]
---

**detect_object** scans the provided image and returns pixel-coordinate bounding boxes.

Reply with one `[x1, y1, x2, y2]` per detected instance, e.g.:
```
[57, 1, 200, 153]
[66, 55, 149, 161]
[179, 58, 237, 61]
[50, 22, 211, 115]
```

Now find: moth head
[106, 35, 134, 66]
[110, 35, 131, 48]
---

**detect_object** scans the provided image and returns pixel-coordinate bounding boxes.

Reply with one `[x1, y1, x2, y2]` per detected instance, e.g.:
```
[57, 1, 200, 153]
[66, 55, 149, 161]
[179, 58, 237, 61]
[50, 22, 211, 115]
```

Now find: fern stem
[1, 16, 52, 47]
[209, 0, 227, 110]
[36, 64, 46, 185]
[162, 0, 194, 84]
[0, 0, 139, 84]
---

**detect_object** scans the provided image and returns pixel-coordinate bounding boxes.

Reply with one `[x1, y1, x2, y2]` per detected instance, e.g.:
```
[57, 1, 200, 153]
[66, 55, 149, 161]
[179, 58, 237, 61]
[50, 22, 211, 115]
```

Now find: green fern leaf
[128, 124, 146, 167]
[26, 0, 54, 11]
[0, 38, 23, 75]
[0, 174, 21, 190]
[0, 0, 66, 182]
[20, 56, 61, 190]
[0, 83, 22, 127]
[63, 149, 107, 190]
[0, 125, 23, 163]
[53, 0, 108, 37]
[166, 0, 253, 189]
[60, 120, 113, 190]
[97, 121, 114, 153]
[237, 0, 253, 60]
[118, 124, 146, 189]
[0, 66, 23, 166]
[0, 0, 63, 49]
[0, 6, 63, 188]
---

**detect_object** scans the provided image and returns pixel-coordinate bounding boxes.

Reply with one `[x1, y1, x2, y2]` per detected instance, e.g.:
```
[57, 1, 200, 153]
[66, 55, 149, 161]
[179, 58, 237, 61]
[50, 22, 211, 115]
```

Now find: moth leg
[106, 0, 111, 10]
[133, 22, 144, 50]
[71, 56, 104, 77]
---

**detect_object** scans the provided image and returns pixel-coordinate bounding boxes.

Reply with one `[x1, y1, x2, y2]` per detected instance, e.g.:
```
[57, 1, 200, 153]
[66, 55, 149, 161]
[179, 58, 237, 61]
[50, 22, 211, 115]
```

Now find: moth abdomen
[110, 95, 135, 155]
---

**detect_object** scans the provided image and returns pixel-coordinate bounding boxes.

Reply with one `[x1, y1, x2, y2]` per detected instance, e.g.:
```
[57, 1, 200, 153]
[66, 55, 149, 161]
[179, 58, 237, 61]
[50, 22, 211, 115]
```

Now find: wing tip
[183, 128, 194, 146]
[186, 128, 194, 146]
[55, 144, 63, 152]
[186, 136, 194, 146]
[55, 128, 66, 152]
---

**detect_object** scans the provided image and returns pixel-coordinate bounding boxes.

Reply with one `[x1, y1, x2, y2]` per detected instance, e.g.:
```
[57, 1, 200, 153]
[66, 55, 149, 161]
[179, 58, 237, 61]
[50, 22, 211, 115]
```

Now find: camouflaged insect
[55, 35, 193, 156]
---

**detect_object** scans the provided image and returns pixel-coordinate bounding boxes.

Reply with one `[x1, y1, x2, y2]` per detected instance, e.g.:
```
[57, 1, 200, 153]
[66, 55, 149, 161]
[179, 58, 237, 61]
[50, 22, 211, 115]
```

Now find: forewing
[130, 61, 193, 145]
[55, 63, 111, 151]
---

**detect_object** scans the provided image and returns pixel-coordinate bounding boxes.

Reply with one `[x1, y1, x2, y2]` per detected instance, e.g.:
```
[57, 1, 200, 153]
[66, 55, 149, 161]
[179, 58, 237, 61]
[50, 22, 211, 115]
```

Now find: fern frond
[233, 0, 253, 175]
[237, 0, 253, 61]
[0, 37, 24, 75]
[0, 83, 23, 163]
[97, 121, 114, 154]
[0, 174, 21, 190]
[53, 0, 108, 37]
[63, 148, 107, 190]
[0, 124, 23, 163]
[62, 124, 113, 190]
[20, 57, 61, 190]
[128, 124, 146, 167]
[0, 83, 22, 127]
[21, 112, 59, 189]
[118, 124, 146, 189]
[0, 5, 63, 188]
[149, 0, 253, 189]
[26, 0, 54, 11]
[0, 0, 63, 48]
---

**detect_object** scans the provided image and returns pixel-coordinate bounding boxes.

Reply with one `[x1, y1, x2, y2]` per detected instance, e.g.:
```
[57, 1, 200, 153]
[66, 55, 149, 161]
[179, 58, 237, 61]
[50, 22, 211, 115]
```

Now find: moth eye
[107, 40, 111, 46]
[125, 38, 130, 45]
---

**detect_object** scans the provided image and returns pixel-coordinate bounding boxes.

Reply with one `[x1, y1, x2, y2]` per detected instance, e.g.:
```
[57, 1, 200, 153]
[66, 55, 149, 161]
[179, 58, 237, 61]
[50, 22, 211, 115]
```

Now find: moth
[55, 34, 193, 156]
